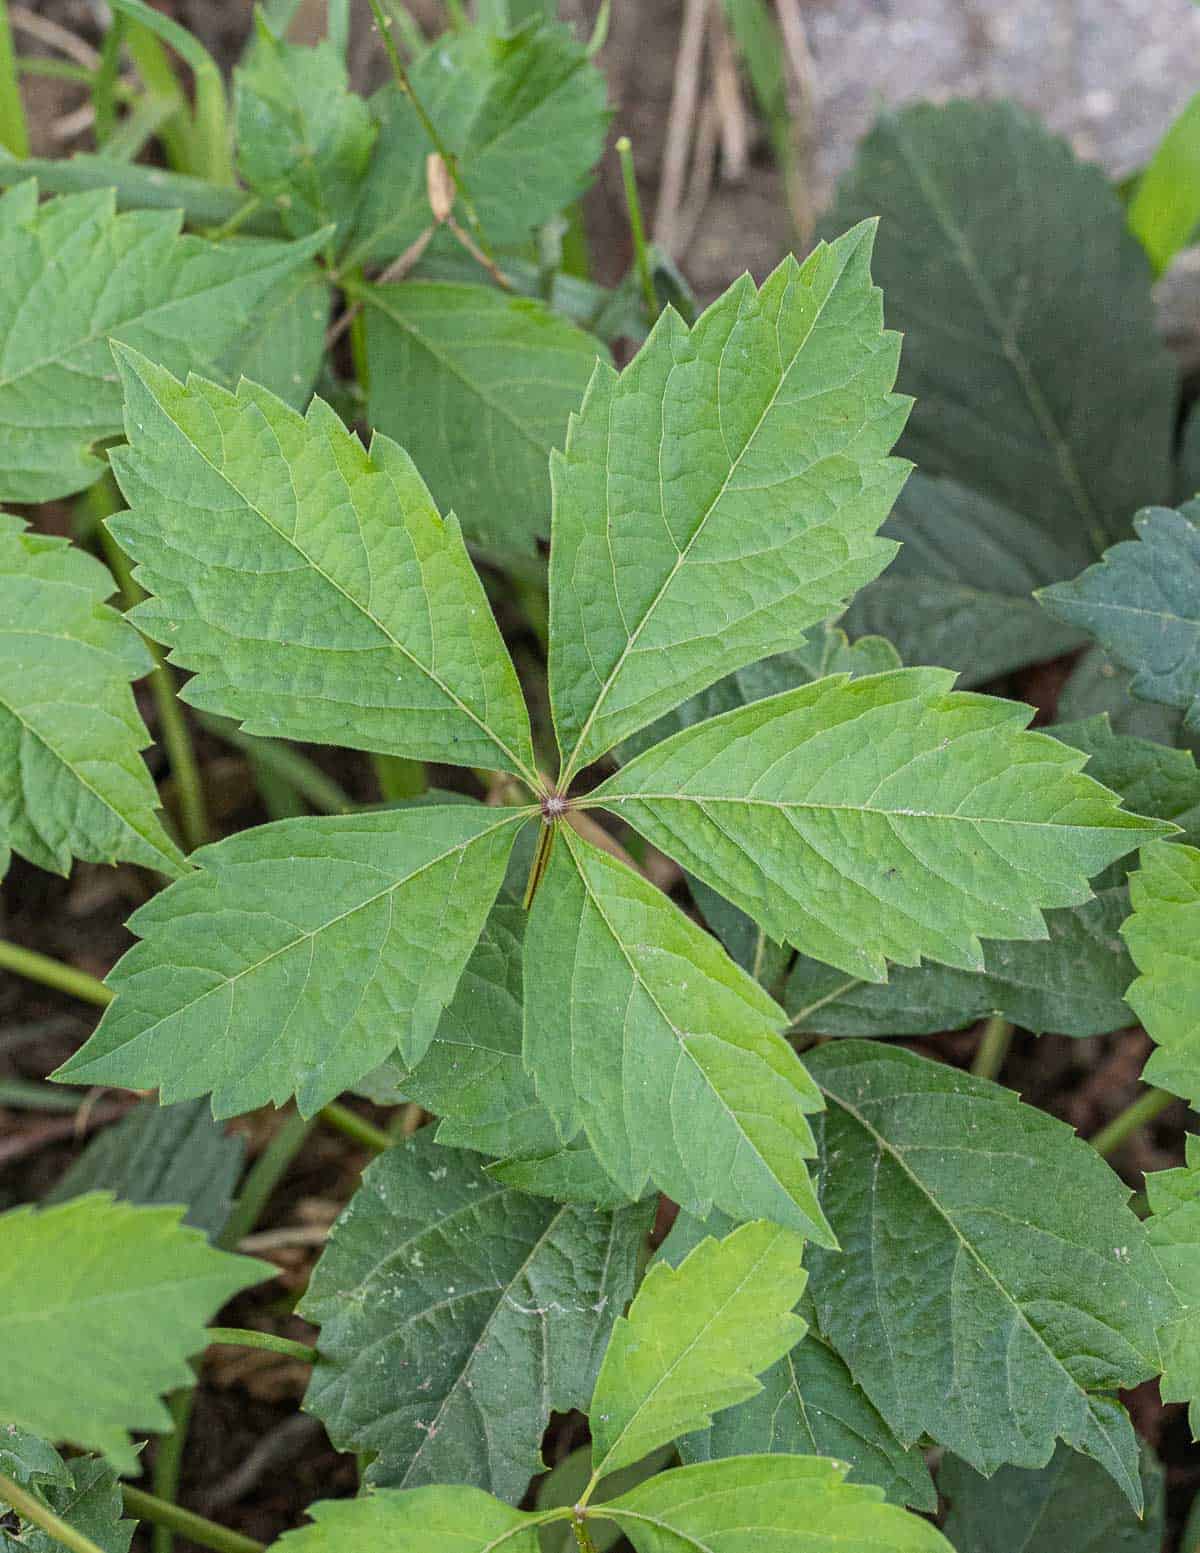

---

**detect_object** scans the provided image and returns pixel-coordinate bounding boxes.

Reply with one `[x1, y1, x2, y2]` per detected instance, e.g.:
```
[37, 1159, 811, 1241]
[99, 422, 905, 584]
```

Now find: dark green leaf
[1, 1451, 136, 1553]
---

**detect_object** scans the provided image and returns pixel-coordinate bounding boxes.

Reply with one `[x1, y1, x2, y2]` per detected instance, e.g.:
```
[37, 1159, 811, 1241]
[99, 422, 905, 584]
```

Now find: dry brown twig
[655, 0, 709, 253]
[9, 6, 101, 71]
[711, 2, 750, 184]
[774, 0, 819, 248]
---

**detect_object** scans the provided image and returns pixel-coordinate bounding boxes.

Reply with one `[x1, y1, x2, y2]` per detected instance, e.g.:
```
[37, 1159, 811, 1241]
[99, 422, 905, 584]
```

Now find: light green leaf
[0, 514, 185, 880]
[600, 1455, 952, 1553]
[363, 281, 604, 559]
[1144, 1134, 1200, 1434]
[1040, 503, 1200, 736]
[108, 347, 538, 782]
[47, 1097, 244, 1240]
[55, 806, 524, 1117]
[524, 829, 830, 1240]
[825, 100, 1175, 556]
[0, 180, 322, 503]
[804, 1042, 1171, 1508]
[1130, 89, 1200, 275]
[589, 1220, 808, 1478]
[235, 31, 376, 243]
[939, 1442, 1165, 1553]
[212, 262, 330, 410]
[843, 472, 1087, 685]
[597, 667, 1169, 983]
[300, 1131, 650, 1500]
[271, 1487, 543, 1553]
[1122, 839, 1200, 1107]
[548, 228, 910, 777]
[1, 1450, 136, 1553]
[347, 20, 608, 268]
[0, 1194, 266, 1472]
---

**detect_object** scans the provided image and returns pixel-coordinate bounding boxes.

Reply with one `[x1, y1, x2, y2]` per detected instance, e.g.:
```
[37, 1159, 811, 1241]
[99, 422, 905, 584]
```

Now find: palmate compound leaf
[1121, 840, 1200, 1107]
[300, 1130, 651, 1501]
[524, 827, 830, 1241]
[54, 806, 525, 1118]
[595, 668, 1171, 984]
[1144, 1134, 1200, 1434]
[548, 221, 910, 780]
[106, 348, 539, 783]
[0, 180, 323, 503]
[588, 1220, 807, 1479]
[0, 514, 185, 880]
[1039, 503, 1200, 736]
[270, 1488, 543, 1553]
[0, 1194, 267, 1472]
[803, 1042, 1173, 1509]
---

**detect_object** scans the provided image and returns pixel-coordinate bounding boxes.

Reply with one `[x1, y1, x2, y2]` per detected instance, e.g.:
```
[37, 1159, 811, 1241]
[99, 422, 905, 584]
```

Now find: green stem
[616, 136, 657, 322]
[970, 1015, 1013, 1081]
[0, 938, 111, 1006]
[219, 1110, 316, 1250]
[151, 1386, 194, 1553]
[0, 1472, 106, 1553]
[0, 1, 28, 157]
[121, 1487, 266, 1553]
[206, 1326, 319, 1364]
[1091, 1087, 1178, 1158]
[522, 820, 558, 910]
[571, 1514, 599, 1553]
[373, 753, 428, 801]
[319, 1100, 393, 1153]
[121, 18, 193, 173]
[93, 12, 126, 146]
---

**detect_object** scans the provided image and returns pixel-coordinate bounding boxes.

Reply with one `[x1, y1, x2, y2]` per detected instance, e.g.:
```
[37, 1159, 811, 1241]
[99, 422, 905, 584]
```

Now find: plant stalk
[151, 1386, 194, 1553]
[121, 1487, 266, 1553]
[206, 1326, 319, 1364]
[319, 1100, 393, 1153]
[0, 938, 111, 1006]
[1090, 1087, 1178, 1158]
[219, 1109, 316, 1249]
[0, 0, 29, 156]
[616, 135, 658, 322]
[970, 1015, 1013, 1081]
[571, 1513, 599, 1553]
[0, 1472, 107, 1553]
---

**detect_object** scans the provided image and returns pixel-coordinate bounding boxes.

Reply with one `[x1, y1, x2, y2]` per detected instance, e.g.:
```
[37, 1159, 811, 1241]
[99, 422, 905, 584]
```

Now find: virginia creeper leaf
[271, 1488, 543, 1553]
[55, 807, 524, 1117]
[301, 1131, 650, 1500]
[0, 1194, 266, 1472]
[804, 1042, 1171, 1508]
[0, 1448, 136, 1553]
[600, 1455, 952, 1553]
[589, 1220, 808, 1478]
[597, 668, 1170, 982]
[1122, 841, 1200, 1107]
[0, 514, 185, 880]
[1040, 503, 1200, 735]
[524, 829, 830, 1241]
[108, 347, 538, 781]
[548, 227, 910, 776]
[1144, 1134, 1200, 1434]
[0, 180, 322, 503]
[364, 282, 604, 559]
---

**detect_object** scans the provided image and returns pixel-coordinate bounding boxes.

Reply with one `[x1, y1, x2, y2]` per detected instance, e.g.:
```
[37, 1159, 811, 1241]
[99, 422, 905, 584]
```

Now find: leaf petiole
[523, 816, 560, 910]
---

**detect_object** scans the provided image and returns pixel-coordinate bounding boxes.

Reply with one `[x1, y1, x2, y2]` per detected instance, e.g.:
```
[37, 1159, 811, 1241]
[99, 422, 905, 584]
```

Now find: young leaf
[1129, 88, 1200, 275]
[825, 100, 1176, 555]
[548, 228, 910, 777]
[1040, 503, 1200, 735]
[347, 20, 608, 268]
[599, 1455, 952, 1553]
[804, 1042, 1171, 1508]
[235, 30, 377, 243]
[364, 282, 604, 559]
[1122, 840, 1200, 1106]
[271, 1487, 543, 1553]
[0, 514, 185, 880]
[0, 180, 322, 503]
[0, 1194, 266, 1472]
[108, 348, 538, 783]
[524, 829, 830, 1241]
[55, 807, 524, 1117]
[1144, 1134, 1200, 1433]
[301, 1132, 650, 1500]
[0, 1450, 137, 1553]
[938, 1443, 1165, 1553]
[589, 1220, 808, 1478]
[597, 668, 1170, 982]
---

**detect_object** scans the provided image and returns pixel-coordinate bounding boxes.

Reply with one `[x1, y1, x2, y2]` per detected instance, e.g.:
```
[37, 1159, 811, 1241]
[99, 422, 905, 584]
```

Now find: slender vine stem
[121, 1487, 266, 1553]
[1091, 1087, 1178, 1158]
[151, 1385, 194, 1553]
[206, 1327, 319, 1364]
[970, 1015, 1013, 1081]
[0, 1472, 107, 1553]
[319, 1100, 393, 1153]
[616, 136, 658, 322]
[0, 938, 111, 1006]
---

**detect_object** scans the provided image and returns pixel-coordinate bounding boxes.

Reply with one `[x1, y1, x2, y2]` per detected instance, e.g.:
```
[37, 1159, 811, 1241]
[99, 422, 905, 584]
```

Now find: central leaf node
[541, 792, 570, 821]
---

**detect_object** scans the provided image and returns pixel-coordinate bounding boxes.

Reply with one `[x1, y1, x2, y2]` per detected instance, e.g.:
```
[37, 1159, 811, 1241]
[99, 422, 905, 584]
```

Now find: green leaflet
[1144, 1134, 1200, 1434]
[0, 180, 323, 503]
[55, 807, 524, 1118]
[363, 282, 604, 559]
[548, 227, 909, 777]
[347, 19, 608, 268]
[600, 1455, 951, 1553]
[597, 668, 1169, 983]
[0, 1194, 266, 1472]
[0, 1447, 136, 1553]
[300, 1132, 650, 1500]
[804, 1042, 1172, 1509]
[1129, 89, 1200, 275]
[589, 1220, 808, 1479]
[1040, 503, 1200, 736]
[0, 513, 185, 880]
[938, 1443, 1165, 1553]
[270, 1487, 543, 1553]
[108, 346, 538, 783]
[235, 30, 377, 244]
[524, 829, 830, 1241]
[1123, 840, 1200, 1108]
[825, 100, 1175, 557]
[212, 262, 330, 410]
